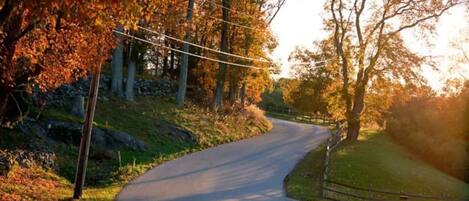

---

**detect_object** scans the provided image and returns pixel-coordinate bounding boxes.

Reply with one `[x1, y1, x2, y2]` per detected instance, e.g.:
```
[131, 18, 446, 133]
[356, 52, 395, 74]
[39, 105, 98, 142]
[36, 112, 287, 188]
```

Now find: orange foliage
[0, 0, 157, 125]
[0, 166, 70, 201]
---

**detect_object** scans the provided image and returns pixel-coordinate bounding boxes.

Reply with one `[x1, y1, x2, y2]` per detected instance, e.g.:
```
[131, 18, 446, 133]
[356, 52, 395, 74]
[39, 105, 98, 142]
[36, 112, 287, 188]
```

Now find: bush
[385, 85, 469, 181]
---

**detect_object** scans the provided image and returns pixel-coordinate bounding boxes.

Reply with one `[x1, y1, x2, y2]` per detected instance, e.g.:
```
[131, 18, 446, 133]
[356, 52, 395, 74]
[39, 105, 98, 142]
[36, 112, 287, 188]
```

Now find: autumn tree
[0, 1, 156, 127]
[170, 0, 279, 108]
[284, 46, 336, 114]
[327, 0, 461, 140]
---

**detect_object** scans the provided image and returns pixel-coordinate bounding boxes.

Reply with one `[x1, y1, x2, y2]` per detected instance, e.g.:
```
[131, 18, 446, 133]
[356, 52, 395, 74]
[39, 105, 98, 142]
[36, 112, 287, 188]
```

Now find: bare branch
[388, 1, 459, 36]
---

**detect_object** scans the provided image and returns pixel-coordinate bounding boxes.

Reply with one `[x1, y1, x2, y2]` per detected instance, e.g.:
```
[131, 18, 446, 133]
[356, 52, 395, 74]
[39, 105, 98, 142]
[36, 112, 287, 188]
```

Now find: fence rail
[322, 124, 346, 198]
[262, 105, 459, 201]
[261, 105, 336, 126]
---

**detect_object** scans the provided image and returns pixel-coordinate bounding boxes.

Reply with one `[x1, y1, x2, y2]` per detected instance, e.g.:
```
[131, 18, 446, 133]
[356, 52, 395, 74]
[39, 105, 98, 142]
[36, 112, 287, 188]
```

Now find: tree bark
[214, 0, 231, 111]
[240, 81, 247, 106]
[0, 90, 10, 125]
[228, 77, 239, 104]
[125, 42, 136, 101]
[111, 26, 124, 97]
[70, 95, 85, 118]
[0, 12, 22, 126]
[176, 0, 195, 108]
[168, 45, 175, 78]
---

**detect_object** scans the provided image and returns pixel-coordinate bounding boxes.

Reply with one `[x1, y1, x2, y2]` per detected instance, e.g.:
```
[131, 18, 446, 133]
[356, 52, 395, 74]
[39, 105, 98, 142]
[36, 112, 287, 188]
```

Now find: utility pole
[214, 0, 231, 110]
[176, 0, 195, 108]
[73, 61, 102, 199]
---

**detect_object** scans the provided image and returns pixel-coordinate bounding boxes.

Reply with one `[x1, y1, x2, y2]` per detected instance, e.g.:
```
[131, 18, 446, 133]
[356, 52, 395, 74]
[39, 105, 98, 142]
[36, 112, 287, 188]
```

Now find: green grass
[285, 130, 469, 201]
[1, 96, 272, 200]
[284, 145, 327, 201]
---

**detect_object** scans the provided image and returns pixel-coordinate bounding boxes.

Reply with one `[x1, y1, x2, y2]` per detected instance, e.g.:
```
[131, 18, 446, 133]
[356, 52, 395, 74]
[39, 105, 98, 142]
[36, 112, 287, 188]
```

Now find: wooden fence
[261, 105, 336, 126]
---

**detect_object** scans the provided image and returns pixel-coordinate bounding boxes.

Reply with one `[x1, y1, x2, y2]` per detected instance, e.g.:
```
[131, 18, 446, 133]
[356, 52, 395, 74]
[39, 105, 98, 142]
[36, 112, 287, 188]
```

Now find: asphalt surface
[117, 118, 330, 201]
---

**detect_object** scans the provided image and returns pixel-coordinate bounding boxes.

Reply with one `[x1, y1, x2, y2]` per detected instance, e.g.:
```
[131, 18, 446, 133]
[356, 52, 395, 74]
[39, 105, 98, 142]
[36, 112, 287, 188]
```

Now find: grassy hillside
[0, 97, 272, 200]
[285, 130, 469, 201]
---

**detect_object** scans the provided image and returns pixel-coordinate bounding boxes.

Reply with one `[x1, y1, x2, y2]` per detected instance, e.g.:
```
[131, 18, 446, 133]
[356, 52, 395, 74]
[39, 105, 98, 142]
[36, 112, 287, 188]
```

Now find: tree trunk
[125, 43, 136, 101]
[0, 90, 10, 125]
[214, 0, 231, 110]
[162, 51, 169, 78]
[0, 13, 21, 126]
[346, 83, 366, 140]
[125, 61, 136, 101]
[176, 0, 195, 108]
[346, 114, 360, 140]
[70, 95, 85, 118]
[168, 45, 175, 78]
[240, 81, 246, 106]
[228, 77, 239, 104]
[111, 26, 124, 97]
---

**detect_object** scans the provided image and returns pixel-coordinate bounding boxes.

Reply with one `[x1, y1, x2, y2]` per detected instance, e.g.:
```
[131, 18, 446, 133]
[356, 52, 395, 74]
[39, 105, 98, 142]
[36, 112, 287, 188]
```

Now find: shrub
[385, 86, 469, 181]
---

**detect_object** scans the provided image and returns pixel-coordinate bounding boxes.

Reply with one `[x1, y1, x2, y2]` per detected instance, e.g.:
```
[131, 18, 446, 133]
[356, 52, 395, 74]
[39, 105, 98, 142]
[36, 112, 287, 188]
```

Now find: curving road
[117, 118, 330, 201]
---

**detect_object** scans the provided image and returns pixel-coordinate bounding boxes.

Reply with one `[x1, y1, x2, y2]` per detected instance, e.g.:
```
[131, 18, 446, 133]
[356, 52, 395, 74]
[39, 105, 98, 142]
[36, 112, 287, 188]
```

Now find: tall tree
[328, 0, 460, 140]
[176, 0, 195, 108]
[125, 40, 137, 101]
[214, 0, 231, 110]
[0, 1, 154, 126]
[111, 26, 125, 97]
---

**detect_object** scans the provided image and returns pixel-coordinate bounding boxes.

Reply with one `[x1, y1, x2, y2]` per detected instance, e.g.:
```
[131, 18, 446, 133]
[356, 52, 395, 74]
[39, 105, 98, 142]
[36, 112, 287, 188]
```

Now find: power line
[113, 30, 273, 71]
[138, 25, 271, 64]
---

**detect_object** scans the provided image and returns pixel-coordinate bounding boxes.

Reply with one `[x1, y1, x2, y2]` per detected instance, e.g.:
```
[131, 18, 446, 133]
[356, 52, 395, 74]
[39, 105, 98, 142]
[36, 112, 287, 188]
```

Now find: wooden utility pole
[73, 63, 102, 199]
[176, 0, 195, 108]
[214, 0, 231, 110]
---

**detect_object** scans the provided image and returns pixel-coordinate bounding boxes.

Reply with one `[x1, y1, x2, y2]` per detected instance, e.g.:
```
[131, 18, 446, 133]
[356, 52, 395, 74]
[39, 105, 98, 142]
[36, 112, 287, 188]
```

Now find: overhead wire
[137, 25, 272, 64]
[113, 30, 273, 71]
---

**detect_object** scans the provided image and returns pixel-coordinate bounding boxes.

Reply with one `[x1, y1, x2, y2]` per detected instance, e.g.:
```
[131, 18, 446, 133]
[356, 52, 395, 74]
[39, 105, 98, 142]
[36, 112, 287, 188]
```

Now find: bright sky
[269, 0, 469, 90]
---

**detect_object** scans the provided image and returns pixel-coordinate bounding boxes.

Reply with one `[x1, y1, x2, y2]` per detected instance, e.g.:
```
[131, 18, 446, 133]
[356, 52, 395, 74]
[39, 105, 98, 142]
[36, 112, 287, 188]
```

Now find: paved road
[117, 118, 330, 201]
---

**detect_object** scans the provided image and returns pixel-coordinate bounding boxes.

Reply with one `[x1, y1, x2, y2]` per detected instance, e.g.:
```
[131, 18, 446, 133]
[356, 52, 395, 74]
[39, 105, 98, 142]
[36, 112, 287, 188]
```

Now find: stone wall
[37, 74, 175, 107]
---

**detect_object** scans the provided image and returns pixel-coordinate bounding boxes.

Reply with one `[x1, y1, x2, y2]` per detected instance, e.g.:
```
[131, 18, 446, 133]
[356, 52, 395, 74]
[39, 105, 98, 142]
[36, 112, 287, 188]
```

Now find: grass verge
[0, 97, 272, 200]
[285, 130, 469, 201]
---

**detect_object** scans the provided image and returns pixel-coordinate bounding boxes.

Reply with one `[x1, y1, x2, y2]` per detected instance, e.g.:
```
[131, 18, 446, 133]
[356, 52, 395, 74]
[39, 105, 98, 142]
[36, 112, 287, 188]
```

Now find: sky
[269, 0, 469, 90]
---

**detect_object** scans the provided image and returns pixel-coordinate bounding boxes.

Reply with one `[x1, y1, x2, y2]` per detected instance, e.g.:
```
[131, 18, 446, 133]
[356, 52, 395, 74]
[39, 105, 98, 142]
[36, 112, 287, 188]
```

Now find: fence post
[368, 184, 371, 200]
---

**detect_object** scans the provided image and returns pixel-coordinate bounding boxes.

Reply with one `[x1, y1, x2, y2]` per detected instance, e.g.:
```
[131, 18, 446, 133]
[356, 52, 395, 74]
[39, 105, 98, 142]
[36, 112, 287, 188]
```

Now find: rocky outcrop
[19, 119, 148, 151]
[1, 119, 148, 176]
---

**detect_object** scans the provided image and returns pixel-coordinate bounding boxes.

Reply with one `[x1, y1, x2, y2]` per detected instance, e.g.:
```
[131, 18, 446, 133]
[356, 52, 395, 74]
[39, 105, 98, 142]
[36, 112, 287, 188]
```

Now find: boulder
[107, 130, 147, 151]
[18, 118, 49, 141]
[157, 124, 196, 142]
[46, 120, 83, 146]
[31, 120, 148, 151]
[92, 128, 108, 148]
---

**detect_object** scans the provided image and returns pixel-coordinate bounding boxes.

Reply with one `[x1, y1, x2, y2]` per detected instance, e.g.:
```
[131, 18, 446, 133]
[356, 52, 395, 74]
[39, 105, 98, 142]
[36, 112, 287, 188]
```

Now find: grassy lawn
[0, 96, 272, 200]
[285, 130, 469, 201]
